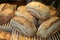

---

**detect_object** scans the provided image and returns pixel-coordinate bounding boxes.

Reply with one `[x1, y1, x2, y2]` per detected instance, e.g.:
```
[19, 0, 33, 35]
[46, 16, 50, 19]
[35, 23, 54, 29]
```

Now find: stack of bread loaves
[10, 6, 37, 37]
[0, 1, 60, 39]
[26, 2, 60, 38]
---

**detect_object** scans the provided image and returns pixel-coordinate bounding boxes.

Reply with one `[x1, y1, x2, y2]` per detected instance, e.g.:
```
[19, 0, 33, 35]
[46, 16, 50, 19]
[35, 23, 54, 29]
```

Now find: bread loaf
[26, 2, 51, 20]
[15, 6, 37, 26]
[0, 9, 14, 25]
[10, 16, 37, 37]
[37, 17, 60, 38]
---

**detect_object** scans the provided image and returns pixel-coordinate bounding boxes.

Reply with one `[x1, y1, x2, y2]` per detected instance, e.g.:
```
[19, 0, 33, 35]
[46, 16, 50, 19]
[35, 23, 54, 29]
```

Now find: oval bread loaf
[37, 17, 60, 38]
[26, 2, 51, 20]
[10, 16, 37, 37]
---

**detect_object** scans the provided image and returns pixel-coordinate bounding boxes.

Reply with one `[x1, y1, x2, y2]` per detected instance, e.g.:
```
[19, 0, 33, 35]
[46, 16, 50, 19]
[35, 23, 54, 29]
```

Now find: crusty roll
[10, 16, 37, 37]
[37, 17, 60, 38]
[15, 6, 37, 26]
[0, 9, 14, 25]
[26, 2, 51, 20]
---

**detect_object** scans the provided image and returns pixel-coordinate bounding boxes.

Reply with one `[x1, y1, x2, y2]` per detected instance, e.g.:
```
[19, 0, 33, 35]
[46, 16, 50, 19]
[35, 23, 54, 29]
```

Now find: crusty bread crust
[37, 17, 60, 38]
[10, 16, 37, 37]
[26, 2, 50, 20]
[15, 6, 37, 26]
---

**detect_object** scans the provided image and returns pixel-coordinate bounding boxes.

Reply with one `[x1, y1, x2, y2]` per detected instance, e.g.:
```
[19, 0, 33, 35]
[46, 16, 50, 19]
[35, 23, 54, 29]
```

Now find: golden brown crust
[40, 17, 59, 29]
[0, 9, 14, 25]
[0, 31, 11, 40]
[3, 3, 16, 11]
[15, 6, 37, 26]
[48, 6, 57, 16]
[10, 16, 37, 37]
[12, 16, 35, 28]
[0, 4, 6, 11]
[26, 2, 50, 20]
[37, 17, 60, 38]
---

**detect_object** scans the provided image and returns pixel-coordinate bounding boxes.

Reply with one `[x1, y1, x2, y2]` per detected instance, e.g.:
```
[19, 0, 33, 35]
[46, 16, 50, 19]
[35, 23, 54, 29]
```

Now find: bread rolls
[37, 17, 60, 38]
[26, 2, 51, 20]
[15, 6, 37, 26]
[0, 9, 14, 25]
[10, 16, 37, 37]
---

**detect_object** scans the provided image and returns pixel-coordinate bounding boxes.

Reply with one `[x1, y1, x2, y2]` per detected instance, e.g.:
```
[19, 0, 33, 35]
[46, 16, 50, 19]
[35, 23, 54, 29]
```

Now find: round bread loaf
[10, 16, 37, 37]
[37, 17, 60, 38]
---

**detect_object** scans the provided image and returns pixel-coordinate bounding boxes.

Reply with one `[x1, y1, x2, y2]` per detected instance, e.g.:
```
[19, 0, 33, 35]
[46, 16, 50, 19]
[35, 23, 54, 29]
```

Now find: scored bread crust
[10, 16, 37, 37]
[37, 17, 60, 38]
[26, 2, 51, 20]
[15, 6, 37, 26]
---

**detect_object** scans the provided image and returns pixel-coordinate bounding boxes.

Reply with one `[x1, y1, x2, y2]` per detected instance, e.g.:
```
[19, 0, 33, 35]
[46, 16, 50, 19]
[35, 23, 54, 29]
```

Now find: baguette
[37, 17, 60, 38]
